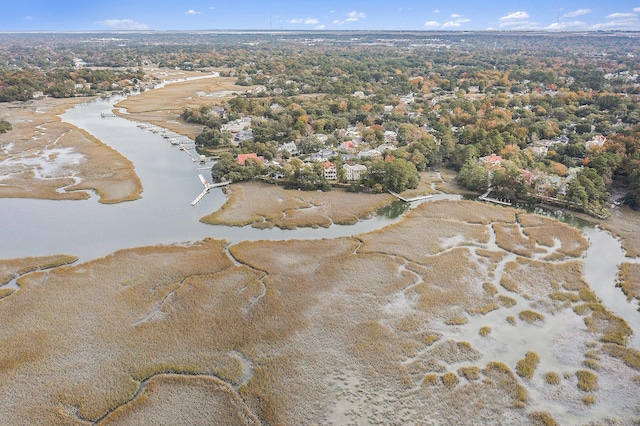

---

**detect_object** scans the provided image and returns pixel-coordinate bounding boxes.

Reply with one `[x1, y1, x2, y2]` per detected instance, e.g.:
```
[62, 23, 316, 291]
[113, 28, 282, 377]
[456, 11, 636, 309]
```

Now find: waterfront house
[343, 163, 367, 181]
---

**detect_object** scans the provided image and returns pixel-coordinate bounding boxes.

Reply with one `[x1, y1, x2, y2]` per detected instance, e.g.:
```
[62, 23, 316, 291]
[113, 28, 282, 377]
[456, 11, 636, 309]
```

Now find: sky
[1, 1, 640, 32]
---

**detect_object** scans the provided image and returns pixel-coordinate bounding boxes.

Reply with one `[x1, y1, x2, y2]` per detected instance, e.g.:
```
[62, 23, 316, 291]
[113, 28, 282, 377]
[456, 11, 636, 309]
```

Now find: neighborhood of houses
[204, 93, 610, 198]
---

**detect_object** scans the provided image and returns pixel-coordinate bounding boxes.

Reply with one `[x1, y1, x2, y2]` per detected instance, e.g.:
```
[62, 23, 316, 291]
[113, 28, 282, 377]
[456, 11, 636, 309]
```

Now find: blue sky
[1, 1, 640, 32]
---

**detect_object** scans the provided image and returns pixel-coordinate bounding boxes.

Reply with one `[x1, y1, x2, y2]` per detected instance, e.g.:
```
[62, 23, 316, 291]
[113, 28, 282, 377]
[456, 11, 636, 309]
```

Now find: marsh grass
[458, 366, 481, 381]
[100, 374, 259, 425]
[483, 282, 498, 296]
[501, 258, 586, 304]
[617, 263, 640, 302]
[529, 411, 558, 426]
[0, 254, 78, 286]
[498, 295, 517, 307]
[601, 344, 640, 371]
[576, 370, 598, 392]
[423, 373, 439, 386]
[0, 99, 141, 203]
[544, 372, 561, 385]
[201, 181, 392, 229]
[582, 359, 601, 371]
[0, 288, 13, 299]
[506, 315, 516, 326]
[519, 310, 545, 323]
[482, 362, 529, 408]
[582, 395, 596, 405]
[493, 222, 546, 258]
[516, 352, 540, 380]
[479, 326, 491, 337]
[577, 303, 633, 345]
[549, 291, 580, 303]
[441, 372, 460, 388]
[518, 214, 588, 259]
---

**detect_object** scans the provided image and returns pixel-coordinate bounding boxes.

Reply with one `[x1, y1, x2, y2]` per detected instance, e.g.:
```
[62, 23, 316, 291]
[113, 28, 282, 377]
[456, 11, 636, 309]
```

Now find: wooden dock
[478, 188, 512, 206]
[190, 175, 230, 206]
[388, 191, 434, 203]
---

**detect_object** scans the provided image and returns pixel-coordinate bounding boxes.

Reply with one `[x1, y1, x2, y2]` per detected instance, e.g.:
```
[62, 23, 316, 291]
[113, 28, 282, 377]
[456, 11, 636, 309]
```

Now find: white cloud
[499, 11, 530, 22]
[97, 19, 150, 30]
[185, 9, 200, 15]
[315, 25, 326, 30]
[334, 10, 365, 25]
[564, 8, 591, 18]
[426, 15, 469, 29]
[433, 9, 440, 14]
[635, 7, 640, 13]
[606, 12, 637, 19]
[498, 11, 533, 28]
[290, 18, 319, 25]
[546, 21, 587, 30]
[450, 13, 462, 18]
[345, 11, 366, 22]
[442, 21, 462, 28]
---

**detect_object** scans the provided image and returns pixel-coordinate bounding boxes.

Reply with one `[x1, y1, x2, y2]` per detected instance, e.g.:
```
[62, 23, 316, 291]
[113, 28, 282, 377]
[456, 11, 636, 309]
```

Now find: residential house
[323, 162, 337, 180]
[343, 163, 367, 181]
[237, 153, 264, 166]
[586, 135, 607, 151]
[280, 142, 299, 156]
[376, 143, 397, 154]
[233, 128, 254, 145]
[401, 93, 415, 104]
[339, 141, 357, 152]
[309, 148, 336, 162]
[358, 149, 382, 159]
[384, 131, 397, 143]
[479, 154, 504, 170]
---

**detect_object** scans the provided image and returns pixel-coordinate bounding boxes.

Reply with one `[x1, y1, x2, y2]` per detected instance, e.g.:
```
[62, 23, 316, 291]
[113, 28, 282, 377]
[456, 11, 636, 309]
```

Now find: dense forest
[1, 31, 639, 214]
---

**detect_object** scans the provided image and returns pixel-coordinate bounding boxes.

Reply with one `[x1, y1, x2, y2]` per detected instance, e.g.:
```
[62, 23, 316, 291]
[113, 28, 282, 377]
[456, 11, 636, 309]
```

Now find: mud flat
[0, 98, 142, 203]
[1, 200, 638, 425]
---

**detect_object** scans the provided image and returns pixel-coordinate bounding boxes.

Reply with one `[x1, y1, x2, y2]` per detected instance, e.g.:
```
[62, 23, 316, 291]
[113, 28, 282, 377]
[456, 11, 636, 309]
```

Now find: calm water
[0, 94, 638, 350]
[0, 95, 408, 263]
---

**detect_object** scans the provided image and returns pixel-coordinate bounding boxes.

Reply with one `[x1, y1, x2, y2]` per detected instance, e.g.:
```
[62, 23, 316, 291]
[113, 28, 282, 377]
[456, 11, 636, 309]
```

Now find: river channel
[1, 93, 639, 353]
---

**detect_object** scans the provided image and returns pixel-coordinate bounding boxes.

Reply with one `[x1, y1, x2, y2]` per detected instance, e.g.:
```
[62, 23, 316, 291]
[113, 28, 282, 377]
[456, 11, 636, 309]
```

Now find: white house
[343, 163, 367, 181]
[280, 142, 299, 156]
[323, 162, 337, 180]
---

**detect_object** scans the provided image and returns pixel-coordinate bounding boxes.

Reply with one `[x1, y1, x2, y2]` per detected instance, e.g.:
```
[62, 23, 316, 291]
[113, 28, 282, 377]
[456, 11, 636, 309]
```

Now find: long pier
[388, 191, 434, 203]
